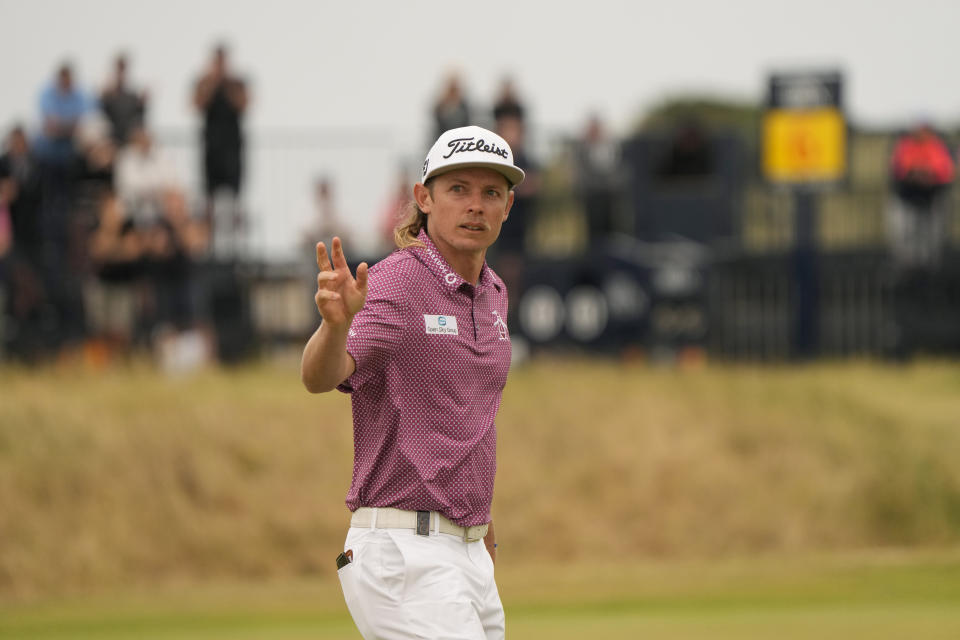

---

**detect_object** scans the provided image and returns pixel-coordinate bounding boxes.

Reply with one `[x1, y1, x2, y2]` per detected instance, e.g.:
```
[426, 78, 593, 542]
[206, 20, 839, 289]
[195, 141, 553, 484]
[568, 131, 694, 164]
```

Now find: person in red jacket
[887, 122, 955, 269]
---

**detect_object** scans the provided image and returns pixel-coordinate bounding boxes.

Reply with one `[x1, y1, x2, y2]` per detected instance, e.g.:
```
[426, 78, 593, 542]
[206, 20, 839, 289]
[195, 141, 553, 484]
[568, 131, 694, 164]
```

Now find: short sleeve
[337, 278, 404, 393]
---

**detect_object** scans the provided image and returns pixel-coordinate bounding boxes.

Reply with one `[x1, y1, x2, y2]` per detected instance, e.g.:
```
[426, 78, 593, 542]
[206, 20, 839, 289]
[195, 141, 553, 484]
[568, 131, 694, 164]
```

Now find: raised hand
[314, 237, 368, 327]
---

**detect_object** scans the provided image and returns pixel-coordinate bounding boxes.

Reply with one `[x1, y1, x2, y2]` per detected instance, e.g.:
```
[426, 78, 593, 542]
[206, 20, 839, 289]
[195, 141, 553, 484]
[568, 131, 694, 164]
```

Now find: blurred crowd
[0, 46, 249, 367]
[2, 54, 957, 366]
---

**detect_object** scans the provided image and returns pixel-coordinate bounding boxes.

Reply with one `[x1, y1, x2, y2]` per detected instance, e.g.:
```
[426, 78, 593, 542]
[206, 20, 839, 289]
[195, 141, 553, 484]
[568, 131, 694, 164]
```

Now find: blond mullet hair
[393, 179, 437, 249]
[393, 200, 428, 250]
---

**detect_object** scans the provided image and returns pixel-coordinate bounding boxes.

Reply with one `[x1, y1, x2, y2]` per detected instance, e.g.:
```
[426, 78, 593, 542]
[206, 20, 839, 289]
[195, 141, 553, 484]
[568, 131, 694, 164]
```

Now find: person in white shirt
[114, 124, 179, 227]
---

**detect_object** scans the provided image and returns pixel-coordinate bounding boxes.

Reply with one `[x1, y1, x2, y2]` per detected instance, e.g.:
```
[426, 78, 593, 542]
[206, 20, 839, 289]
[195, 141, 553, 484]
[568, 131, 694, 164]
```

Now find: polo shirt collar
[412, 230, 502, 292]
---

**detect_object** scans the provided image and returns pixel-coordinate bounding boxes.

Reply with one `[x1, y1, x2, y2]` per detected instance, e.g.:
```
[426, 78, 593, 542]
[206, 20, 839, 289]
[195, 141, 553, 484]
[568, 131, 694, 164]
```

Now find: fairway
[2, 550, 960, 639]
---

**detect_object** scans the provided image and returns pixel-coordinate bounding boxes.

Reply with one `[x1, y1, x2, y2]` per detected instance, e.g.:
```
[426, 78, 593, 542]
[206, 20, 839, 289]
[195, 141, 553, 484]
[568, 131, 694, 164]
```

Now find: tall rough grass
[1, 357, 959, 597]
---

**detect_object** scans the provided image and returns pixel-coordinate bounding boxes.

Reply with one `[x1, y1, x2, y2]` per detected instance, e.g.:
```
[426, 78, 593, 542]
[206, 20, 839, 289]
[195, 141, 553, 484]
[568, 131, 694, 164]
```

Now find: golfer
[301, 125, 523, 639]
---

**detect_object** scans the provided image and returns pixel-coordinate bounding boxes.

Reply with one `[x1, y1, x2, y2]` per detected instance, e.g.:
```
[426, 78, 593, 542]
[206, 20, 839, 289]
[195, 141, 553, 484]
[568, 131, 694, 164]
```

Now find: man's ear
[502, 190, 515, 222]
[413, 182, 432, 214]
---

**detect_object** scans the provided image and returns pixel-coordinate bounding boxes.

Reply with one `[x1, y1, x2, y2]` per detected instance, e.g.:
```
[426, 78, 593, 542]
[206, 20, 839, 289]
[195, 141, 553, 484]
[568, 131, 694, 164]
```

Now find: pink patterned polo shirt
[337, 230, 511, 526]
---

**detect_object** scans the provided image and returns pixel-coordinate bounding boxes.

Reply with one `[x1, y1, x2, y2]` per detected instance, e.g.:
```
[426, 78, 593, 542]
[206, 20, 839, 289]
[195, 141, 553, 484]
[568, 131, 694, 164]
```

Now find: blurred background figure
[885, 120, 956, 359]
[193, 43, 249, 260]
[75, 113, 116, 216]
[143, 188, 210, 362]
[35, 62, 91, 168]
[492, 112, 540, 335]
[492, 76, 526, 126]
[886, 120, 955, 271]
[377, 164, 411, 255]
[0, 125, 46, 361]
[494, 113, 540, 257]
[0, 165, 11, 360]
[431, 71, 471, 141]
[302, 176, 350, 252]
[99, 52, 148, 147]
[0, 126, 44, 272]
[574, 113, 623, 247]
[656, 117, 714, 181]
[115, 124, 180, 228]
[35, 62, 93, 357]
[86, 192, 143, 357]
[0, 177, 10, 263]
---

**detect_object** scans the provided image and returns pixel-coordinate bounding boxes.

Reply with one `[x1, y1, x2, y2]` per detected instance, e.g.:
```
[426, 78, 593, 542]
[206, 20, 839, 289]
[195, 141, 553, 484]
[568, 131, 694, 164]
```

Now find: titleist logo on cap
[442, 137, 509, 160]
[421, 125, 525, 187]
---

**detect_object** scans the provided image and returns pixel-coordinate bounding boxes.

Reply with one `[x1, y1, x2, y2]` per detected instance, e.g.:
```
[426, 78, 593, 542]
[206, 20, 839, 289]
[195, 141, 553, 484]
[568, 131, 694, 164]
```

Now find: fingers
[331, 236, 348, 271]
[317, 271, 338, 287]
[316, 242, 332, 271]
[314, 289, 341, 303]
[356, 262, 369, 292]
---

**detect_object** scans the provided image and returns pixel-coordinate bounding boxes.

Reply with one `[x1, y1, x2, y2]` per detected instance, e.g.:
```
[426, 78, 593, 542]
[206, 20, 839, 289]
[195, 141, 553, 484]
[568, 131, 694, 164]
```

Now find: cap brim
[424, 161, 525, 188]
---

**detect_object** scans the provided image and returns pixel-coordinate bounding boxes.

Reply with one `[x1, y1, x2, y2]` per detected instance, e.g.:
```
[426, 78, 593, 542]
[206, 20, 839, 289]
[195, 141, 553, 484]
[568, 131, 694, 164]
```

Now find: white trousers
[337, 525, 505, 639]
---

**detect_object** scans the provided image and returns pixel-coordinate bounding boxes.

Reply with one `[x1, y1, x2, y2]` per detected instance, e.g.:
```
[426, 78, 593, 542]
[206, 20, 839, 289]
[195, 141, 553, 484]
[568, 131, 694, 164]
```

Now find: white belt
[351, 507, 489, 543]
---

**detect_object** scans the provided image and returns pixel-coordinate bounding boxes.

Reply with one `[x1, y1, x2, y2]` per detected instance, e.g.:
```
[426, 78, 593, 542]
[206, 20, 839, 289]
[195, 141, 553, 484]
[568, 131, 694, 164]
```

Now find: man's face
[417, 167, 514, 257]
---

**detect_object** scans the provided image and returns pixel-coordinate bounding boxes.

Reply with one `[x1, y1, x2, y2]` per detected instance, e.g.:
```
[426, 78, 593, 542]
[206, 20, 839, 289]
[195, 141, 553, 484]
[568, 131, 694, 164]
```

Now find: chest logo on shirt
[491, 310, 509, 341]
[424, 314, 459, 335]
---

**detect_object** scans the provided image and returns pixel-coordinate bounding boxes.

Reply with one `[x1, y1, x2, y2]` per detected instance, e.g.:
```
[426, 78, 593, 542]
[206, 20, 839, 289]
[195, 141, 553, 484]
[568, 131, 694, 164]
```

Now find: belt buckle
[416, 510, 431, 536]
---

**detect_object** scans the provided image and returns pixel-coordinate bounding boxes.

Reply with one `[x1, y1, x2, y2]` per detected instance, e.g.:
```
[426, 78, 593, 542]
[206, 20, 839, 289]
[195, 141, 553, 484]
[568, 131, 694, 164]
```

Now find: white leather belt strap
[351, 507, 489, 543]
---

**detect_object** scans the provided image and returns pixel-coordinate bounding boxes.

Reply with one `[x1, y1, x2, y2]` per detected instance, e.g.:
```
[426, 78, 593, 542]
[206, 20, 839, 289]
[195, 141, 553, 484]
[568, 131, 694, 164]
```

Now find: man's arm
[301, 318, 356, 393]
[484, 519, 497, 565]
[193, 75, 217, 111]
[227, 78, 249, 113]
[301, 237, 368, 393]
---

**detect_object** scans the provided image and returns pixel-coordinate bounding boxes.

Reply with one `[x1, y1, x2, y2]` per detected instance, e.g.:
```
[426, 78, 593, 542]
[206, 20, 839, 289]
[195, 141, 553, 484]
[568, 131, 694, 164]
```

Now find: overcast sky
[2, 0, 958, 255]
[5, 0, 960, 133]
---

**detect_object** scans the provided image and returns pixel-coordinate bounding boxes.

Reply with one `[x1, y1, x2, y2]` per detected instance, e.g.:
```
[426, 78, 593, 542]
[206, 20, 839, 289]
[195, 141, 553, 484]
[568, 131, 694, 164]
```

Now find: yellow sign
[762, 108, 846, 183]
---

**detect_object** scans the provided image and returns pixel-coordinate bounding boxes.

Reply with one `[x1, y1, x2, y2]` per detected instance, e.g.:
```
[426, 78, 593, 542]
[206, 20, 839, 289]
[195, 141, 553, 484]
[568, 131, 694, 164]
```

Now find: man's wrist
[320, 315, 355, 335]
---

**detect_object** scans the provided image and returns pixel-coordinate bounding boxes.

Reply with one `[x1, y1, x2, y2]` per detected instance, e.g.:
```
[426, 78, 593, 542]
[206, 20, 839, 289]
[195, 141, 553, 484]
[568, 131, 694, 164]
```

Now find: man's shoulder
[369, 247, 423, 278]
[366, 248, 427, 294]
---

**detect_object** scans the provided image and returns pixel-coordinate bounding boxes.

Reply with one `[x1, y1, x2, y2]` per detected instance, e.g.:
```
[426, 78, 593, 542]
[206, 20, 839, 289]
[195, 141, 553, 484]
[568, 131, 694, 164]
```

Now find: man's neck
[430, 237, 484, 285]
[447, 252, 484, 286]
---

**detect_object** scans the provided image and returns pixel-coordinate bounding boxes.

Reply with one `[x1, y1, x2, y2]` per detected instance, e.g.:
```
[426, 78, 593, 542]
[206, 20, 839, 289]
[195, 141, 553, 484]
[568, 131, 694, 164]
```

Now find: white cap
[421, 125, 525, 187]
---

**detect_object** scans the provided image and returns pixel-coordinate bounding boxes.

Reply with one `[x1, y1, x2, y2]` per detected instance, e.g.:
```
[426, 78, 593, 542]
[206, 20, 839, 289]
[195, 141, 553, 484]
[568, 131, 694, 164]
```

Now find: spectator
[0, 184, 11, 359]
[143, 189, 208, 334]
[492, 76, 525, 126]
[86, 192, 144, 354]
[656, 118, 714, 180]
[34, 62, 93, 355]
[35, 62, 91, 167]
[378, 164, 412, 254]
[0, 126, 44, 268]
[0, 126, 46, 361]
[491, 113, 540, 332]
[886, 121, 955, 270]
[0, 183, 10, 259]
[303, 176, 350, 252]
[574, 113, 623, 246]
[99, 53, 148, 146]
[74, 112, 117, 227]
[0, 173, 11, 278]
[432, 72, 471, 141]
[193, 43, 249, 257]
[493, 113, 540, 258]
[114, 124, 180, 227]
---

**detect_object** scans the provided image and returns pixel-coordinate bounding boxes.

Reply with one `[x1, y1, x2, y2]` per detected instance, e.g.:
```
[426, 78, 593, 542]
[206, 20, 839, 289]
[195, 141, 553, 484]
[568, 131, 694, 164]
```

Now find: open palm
[314, 237, 368, 326]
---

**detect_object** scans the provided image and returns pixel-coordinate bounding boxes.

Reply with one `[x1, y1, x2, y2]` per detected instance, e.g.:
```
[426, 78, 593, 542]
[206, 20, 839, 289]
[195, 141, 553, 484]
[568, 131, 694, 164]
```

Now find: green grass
[2, 356, 960, 639]
[2, 550, 959, 639]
